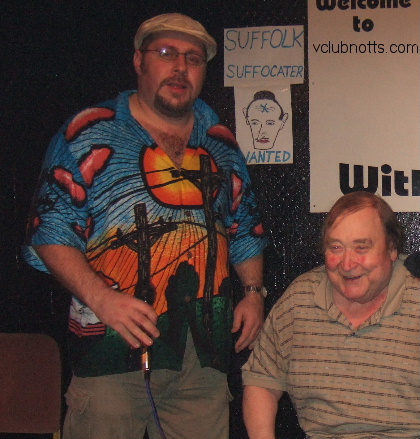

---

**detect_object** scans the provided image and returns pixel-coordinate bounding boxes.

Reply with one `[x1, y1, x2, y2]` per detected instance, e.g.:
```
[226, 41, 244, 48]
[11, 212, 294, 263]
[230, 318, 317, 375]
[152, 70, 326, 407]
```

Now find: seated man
[242, 191, 420, 439]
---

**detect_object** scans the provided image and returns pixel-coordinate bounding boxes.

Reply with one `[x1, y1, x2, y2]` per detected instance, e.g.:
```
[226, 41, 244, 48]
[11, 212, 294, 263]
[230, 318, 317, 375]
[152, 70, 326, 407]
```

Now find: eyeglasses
[141, 47, 207, 67]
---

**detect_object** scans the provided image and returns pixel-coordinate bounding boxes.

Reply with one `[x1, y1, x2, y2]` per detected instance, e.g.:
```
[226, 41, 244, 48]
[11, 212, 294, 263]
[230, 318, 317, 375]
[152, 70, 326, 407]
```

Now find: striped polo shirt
[242, 257, 420, 438]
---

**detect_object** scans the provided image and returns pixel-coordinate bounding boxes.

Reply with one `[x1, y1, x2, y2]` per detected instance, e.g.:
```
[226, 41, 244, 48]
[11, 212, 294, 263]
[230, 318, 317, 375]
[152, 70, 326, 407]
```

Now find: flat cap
[134, 13, 217, 61]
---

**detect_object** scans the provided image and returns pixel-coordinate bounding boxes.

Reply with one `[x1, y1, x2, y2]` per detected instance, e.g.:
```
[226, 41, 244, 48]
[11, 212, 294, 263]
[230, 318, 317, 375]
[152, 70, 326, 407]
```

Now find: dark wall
[1, 1, 419, 438]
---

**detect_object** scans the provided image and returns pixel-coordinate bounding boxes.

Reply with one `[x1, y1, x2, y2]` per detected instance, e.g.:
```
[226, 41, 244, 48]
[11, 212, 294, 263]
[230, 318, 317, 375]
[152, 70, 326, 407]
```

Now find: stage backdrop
[309, 1, 419, 212]
[1, 2, 420, 439]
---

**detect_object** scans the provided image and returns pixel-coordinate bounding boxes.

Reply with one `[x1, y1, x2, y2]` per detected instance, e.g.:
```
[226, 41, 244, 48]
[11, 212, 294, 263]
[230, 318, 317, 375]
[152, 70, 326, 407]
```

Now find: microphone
[133, 203, 156, 379]
[135, 283, 156, 380]
[141, 344, 151, 378]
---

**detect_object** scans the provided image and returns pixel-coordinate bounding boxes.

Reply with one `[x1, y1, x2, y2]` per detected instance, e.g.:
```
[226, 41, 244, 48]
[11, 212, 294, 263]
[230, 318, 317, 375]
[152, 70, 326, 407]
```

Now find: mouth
[342, 274, 363, 282]
[164, 77, 190, 93]
[168, 82, 187, 90]
[257, 138, 270, 143]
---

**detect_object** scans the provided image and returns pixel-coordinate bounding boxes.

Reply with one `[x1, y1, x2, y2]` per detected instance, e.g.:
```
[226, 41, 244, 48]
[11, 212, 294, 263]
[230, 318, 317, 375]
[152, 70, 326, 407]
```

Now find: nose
[260, 126, 268, 137]
[340, 249, 357, 272]
[172, 54, 188, 73]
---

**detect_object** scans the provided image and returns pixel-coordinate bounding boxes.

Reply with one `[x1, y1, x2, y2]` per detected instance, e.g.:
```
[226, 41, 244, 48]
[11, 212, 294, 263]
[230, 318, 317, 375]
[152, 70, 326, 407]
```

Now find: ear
[133, 50, 142, 76]
[278, 113, 288, 130]
[389, 247, 398, 262]
[243, 108, 250, 125]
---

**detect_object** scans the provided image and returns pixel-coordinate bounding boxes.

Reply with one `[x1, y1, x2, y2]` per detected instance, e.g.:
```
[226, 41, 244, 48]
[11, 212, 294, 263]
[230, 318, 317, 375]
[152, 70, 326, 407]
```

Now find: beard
[152, 74, 196, 118]
[153, 93, 192, 119]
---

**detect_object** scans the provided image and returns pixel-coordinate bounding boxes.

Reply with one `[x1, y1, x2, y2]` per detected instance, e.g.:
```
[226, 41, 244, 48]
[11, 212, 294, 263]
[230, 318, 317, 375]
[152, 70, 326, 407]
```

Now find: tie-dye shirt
[23, 90, 267, 377]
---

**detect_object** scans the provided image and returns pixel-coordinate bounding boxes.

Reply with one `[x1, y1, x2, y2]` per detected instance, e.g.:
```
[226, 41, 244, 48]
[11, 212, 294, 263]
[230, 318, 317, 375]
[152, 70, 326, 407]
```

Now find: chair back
[0, 332, 61, 434]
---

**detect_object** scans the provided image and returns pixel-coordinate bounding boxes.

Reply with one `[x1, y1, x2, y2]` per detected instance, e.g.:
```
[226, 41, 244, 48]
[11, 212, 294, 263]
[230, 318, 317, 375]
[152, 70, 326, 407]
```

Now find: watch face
[260, 287, 267, 298]
[245, 286, 267, 297]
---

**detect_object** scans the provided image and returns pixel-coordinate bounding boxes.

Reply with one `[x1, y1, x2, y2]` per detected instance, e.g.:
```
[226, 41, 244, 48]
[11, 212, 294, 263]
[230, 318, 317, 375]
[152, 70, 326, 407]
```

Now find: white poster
[309, 1, 420, 212]
[224, 25, 305, 87]
[235, 86, 293, 165]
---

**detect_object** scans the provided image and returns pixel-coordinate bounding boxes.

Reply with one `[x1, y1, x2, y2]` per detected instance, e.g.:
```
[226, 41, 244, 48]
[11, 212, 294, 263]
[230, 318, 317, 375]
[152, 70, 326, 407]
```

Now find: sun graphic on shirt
[141, 145, 219, 208]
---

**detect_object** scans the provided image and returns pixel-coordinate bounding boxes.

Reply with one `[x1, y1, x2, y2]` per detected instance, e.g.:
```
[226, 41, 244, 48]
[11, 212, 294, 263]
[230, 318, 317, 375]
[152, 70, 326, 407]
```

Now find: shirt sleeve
[242, 287, 294, 391]
[22, 125, 91, 272]
[225, 146, 268, 265]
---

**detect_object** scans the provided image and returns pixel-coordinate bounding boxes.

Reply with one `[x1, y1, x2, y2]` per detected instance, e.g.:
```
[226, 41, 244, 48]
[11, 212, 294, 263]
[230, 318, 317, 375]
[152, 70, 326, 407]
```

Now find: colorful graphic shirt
[23, 90, 267, 377]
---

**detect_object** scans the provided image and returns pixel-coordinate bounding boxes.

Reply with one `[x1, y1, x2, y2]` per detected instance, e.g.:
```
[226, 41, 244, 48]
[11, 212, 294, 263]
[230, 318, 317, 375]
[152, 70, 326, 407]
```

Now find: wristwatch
[244, 285, 267, 298]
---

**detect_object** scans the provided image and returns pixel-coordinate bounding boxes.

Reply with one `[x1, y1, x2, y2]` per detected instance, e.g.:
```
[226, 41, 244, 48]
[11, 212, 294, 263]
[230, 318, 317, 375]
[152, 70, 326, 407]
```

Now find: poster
[234, 86, 293, 165]
[309, 1, 420, 212]
[224, 25, 305, 87]
[225, 25, 304, 164]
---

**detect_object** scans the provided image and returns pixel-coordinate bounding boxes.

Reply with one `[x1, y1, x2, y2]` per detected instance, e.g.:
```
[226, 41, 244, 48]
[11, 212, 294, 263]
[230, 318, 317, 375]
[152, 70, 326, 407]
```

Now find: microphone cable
[133, 203, 168, 439]
[142, 348, 168, 439]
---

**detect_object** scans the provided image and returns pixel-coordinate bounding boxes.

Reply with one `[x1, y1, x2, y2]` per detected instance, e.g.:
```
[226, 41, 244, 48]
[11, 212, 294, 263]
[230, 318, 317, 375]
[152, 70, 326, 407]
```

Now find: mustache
[161, 75, 191, 88]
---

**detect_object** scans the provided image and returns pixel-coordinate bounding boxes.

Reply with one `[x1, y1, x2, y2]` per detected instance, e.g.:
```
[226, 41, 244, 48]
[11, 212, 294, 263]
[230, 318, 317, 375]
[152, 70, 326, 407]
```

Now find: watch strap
[244, 285, 267, 298]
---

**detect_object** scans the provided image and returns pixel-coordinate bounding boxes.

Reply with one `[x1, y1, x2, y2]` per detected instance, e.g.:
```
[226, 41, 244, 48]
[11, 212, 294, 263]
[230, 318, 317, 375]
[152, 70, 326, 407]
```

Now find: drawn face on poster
[243, 90, 289, 150]
[235, 86, 293, 165]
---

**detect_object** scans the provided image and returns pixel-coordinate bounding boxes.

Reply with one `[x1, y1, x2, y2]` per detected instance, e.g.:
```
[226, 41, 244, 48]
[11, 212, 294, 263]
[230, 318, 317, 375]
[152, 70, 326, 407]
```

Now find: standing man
[24, 13, 268, 439]
[242, 192, 420, 439]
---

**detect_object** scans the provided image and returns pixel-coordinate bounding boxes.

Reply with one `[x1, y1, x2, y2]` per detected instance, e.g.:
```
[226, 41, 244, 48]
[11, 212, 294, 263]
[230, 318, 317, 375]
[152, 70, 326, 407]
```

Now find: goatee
[154, 95, 192, 119]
